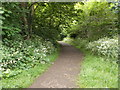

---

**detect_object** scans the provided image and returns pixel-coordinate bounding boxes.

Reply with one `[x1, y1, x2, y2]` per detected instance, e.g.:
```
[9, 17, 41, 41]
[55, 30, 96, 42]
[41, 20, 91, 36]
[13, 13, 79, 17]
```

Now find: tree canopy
[1, 1, 118, 43]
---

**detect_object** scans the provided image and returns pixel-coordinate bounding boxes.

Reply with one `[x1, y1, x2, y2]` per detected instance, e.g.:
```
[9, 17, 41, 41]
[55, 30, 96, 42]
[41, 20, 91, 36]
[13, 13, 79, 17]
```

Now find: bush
[1, 35, 57, 78]
[86, 37, 118, 59]
[63, 37, 73, 43]
[68, 37, 88, 49]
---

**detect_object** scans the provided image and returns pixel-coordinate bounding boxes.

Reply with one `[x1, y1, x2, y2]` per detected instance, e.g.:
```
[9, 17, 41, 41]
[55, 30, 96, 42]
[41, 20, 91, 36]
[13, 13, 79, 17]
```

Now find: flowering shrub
[86, 37, 118, 59]
[1, 35, 57, 78]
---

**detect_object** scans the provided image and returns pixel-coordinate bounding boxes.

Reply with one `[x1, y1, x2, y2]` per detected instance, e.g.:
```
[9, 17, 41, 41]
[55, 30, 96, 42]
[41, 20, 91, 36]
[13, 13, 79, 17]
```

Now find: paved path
[30, 41, 83, 88]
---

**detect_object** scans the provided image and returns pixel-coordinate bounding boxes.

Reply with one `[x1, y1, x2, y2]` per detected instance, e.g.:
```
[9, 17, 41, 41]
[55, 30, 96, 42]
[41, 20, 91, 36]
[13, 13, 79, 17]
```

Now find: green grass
[75, 46, 118, 88]
[77, 54, 118, 88]
[1, 51, 59, 88]
[74, 44, 118, 88]
[64, 38, 118, 88]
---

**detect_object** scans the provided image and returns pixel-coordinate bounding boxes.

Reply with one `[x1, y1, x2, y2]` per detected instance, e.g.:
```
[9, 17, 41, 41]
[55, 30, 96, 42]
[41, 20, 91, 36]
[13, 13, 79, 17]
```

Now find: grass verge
[76, 47, 118, 88]
[64, 38, 118, 88]
[1, 50, 59, 88]
[77, 54, 118, 88]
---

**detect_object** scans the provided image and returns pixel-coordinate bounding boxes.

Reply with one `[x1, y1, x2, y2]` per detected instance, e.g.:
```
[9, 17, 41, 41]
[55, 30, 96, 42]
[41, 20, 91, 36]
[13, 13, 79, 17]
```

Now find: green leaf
[0, 10, 4, 14]
[8, 11, 12, 14]
[0, 16, 5, 20]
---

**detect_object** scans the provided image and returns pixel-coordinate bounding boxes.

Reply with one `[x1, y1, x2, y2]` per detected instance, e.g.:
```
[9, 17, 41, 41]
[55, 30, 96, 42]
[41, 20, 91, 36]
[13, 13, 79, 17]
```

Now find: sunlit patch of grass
[77, 54, 118, 88]
[1, 51, 59, 88]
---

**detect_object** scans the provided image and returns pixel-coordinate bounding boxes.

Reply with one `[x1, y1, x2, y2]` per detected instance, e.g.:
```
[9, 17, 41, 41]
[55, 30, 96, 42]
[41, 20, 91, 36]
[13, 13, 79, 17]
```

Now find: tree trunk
[28, 3, 35, 39]
[20, 2, 28, 37]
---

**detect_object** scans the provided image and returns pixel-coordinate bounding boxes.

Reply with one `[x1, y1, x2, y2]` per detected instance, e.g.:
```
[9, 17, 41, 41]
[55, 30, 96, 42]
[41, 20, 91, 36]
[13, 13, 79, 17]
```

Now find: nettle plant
[86, 37, 118, 60]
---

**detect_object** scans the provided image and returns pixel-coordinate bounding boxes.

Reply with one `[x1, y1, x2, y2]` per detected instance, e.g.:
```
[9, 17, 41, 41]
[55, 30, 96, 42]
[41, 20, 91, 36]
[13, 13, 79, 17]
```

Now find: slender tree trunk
[20, 2, 28, 37]
[28, 3, 35, 39]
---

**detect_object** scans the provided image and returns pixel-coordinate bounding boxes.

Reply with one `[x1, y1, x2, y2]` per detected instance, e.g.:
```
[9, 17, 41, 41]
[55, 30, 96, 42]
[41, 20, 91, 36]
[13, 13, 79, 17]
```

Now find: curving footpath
[29, 41, 83, 88]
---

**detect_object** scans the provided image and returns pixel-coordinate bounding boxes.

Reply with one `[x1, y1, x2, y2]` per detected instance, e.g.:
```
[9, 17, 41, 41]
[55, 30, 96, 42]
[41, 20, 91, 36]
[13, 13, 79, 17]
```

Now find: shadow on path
[30, 41, 83, 88]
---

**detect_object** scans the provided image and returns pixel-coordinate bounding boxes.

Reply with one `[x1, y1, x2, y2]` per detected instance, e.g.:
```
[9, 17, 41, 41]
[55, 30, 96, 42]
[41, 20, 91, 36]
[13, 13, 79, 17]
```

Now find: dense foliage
[1, 0, 119, 88]
[1, 2, 60, 79]
[1, 35, 57, 78]
[69, 1, 118, 41]
[2, 3, 27, 38]
[1, 2, 77, 79]
[87, 37, 118, 59]
[64, 1, 118, 60]
[33, 2, 75, 42]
